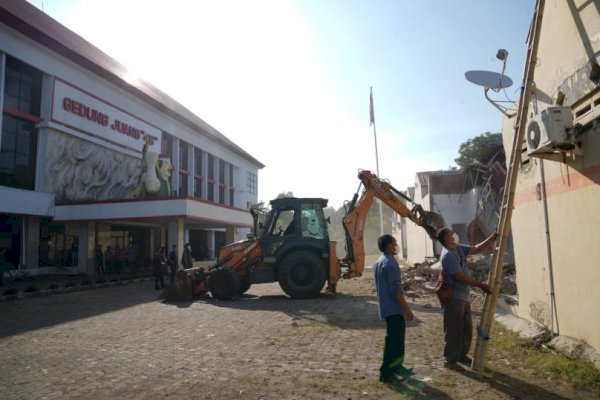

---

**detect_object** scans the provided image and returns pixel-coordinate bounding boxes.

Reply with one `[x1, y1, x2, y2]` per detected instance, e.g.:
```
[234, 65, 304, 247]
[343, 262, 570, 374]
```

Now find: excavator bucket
[420, 211, 446, 240]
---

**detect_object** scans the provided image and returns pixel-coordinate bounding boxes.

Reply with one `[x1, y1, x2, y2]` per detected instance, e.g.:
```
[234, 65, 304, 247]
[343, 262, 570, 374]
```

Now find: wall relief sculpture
[46, 131, 143, 201]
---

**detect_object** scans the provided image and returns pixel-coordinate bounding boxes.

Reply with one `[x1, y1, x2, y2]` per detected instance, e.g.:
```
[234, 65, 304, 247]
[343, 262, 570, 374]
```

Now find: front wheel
[277, 251, 326, 299]
[208, 268, 240, 300]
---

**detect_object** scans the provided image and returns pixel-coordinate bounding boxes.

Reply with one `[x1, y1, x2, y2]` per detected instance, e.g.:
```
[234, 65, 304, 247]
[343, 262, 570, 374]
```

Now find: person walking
[152, 247, 166, 290]
[437, 228, 496, 371]
[95, 244, 105, 274]
[168, 245, 179, 284]
[181, 243, 193, 269]
[373, 234, 414, 382]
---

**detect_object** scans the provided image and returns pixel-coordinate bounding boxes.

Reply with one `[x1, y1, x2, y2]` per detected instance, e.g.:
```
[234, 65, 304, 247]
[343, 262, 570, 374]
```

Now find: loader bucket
[159, 268, 209, 302]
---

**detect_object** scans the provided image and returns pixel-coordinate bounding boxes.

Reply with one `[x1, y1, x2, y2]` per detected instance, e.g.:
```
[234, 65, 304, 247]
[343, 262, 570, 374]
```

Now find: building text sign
[51, 79, 161, 154]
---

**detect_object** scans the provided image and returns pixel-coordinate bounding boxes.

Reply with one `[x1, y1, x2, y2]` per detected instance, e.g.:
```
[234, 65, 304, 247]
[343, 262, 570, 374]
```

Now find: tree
[454, 132, 502, 169]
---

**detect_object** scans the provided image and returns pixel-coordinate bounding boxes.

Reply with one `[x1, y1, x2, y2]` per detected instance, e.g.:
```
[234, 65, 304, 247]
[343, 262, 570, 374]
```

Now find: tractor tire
[208, 268, 240, 300]
[277, 251, 326, 299]
[238, 278, 252, 295]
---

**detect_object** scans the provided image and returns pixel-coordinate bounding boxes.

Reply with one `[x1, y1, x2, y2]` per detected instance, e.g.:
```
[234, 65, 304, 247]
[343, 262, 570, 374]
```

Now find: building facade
[0, 1, 264, 278]
[501, 0, 600, 352]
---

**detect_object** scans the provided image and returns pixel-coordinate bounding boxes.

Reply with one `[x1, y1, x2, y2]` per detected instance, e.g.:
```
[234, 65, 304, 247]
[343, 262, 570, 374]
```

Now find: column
[25, 216, 40, 270]
[225, 224, 236, 244]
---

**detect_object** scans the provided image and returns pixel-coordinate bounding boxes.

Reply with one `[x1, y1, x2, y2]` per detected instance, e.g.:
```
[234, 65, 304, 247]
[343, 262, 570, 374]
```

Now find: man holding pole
[437, 228, 496, 371]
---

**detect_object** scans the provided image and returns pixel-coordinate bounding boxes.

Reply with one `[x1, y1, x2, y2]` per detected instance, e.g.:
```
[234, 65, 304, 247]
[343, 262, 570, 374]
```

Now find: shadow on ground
[0, 281, 157, 338]
[386, 376, 452, 399]
[462, 367, 571, 400]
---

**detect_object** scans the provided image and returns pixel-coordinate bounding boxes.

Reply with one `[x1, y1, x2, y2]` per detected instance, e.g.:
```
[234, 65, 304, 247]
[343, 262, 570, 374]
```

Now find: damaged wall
[502, 0, 600, 353]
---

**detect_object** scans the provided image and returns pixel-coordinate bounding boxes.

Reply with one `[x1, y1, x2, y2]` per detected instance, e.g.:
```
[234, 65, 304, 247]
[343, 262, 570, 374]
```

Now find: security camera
[496, 49, 508, 61]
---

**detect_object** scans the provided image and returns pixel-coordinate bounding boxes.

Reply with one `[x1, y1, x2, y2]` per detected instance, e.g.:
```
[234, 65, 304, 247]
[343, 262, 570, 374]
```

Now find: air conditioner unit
[526, 106, 574, 156]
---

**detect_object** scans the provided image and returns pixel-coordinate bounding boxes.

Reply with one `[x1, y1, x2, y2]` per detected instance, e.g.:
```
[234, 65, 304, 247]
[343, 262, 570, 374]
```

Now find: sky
[28, 0, 535, 209]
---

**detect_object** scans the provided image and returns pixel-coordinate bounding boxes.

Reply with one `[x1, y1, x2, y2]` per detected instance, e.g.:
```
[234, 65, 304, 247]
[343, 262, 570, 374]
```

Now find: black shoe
[380, 366, 413, 382]
[458, 355, 472, 364]
[395, 366, 413, 376]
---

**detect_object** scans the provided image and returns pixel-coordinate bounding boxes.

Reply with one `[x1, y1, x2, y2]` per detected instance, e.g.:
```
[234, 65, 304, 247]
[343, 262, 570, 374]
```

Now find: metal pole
[472, 0, 546, 375]
[370, 87, 384, 235]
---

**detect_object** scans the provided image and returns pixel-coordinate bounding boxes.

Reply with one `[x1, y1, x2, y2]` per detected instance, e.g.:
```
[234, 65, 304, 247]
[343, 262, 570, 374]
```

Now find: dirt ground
[0, 271, 597, 399]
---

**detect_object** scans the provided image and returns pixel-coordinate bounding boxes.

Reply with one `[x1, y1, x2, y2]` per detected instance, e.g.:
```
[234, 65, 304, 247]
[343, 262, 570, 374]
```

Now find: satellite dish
[465, 70, 513, 89]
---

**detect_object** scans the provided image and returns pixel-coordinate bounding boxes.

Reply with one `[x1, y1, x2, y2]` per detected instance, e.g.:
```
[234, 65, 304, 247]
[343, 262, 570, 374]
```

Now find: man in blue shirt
[373, 234, 414, 382]
[437, 228, 496, 371]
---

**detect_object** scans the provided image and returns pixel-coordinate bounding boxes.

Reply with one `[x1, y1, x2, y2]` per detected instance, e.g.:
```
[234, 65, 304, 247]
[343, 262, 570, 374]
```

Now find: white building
[0, 1, 264, 277]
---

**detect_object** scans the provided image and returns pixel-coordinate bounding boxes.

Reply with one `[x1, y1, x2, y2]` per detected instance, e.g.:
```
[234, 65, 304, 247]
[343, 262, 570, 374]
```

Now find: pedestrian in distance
[168, 245, 179, 284]
[95, 244, 105, 274]
[373, 234, 414, 382]
[152, 247, 166, 290]
[181, 243, 193, 269]
[437, 228, 496, 371]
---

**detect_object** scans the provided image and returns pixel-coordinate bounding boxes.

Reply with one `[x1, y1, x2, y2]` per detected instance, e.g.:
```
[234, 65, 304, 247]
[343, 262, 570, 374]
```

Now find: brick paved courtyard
[0, 273, 595, 399]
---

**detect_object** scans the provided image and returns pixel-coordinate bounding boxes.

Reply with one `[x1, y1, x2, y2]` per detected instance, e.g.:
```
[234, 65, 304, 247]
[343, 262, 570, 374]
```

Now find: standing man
[437, 228, 496, 371]
[152, 247, 166, 290]
[373, 234, 414, 382]
[168, 245, 179, 284]
[181, 243, 193, 270]
[95, 244, 105, 274]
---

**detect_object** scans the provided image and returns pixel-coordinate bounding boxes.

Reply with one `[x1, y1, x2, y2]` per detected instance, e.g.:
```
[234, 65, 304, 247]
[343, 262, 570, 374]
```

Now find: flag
[369, 87, 375, 126]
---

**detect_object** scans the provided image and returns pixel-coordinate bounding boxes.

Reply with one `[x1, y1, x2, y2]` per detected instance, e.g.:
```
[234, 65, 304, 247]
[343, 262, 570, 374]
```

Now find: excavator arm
[340, 169, 445, 279]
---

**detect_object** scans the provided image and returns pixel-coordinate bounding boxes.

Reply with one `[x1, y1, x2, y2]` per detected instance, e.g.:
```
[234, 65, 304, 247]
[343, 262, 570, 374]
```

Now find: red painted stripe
[514, 164, 600, 205]
[3, 106, 43, 123]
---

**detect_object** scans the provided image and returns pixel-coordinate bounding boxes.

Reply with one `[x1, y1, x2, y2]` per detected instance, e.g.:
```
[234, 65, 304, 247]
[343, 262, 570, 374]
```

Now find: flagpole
[370, 87, 384, 236]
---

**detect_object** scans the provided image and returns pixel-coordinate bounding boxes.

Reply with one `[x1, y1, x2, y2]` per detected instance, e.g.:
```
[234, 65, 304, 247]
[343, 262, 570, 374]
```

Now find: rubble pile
[401, 255, 517, 298]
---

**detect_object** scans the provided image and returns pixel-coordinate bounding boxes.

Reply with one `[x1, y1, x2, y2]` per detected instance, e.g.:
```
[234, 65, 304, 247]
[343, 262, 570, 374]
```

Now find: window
[300, 207, 326, 239]
[207, 154, 215, 201]
[0, 115, 38, 189]
[178, 173, 188, 196]
[247, 172, 257, 195]
[218, 159, 225, 204]
[269, 209, 295, 236]
[229, 166, 235, 207]
[179, 141, 189, 171]
[4, 56, 42, 116]
[193, 148, 203, 198]
[162, 133, 173, 158]
[1, 56, 42, 190]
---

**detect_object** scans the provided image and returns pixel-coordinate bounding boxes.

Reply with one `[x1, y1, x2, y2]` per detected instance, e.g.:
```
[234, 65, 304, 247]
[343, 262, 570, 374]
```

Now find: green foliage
[454, 131, 502, 169]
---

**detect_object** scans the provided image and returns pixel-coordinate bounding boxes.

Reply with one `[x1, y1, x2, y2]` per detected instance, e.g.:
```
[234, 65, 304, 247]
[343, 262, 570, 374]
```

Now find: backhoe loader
[160, 169, 445, 301]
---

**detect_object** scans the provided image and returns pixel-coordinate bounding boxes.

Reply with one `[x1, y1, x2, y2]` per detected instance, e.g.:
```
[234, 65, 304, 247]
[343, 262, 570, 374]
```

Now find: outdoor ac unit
[526, 106, 573, 156]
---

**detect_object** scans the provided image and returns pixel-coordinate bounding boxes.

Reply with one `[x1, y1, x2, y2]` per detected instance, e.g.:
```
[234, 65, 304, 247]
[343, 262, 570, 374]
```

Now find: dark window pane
[4, 56, 42, 116]
[194, 178, 202, 198]
[0, 114, 37, 190]
[194, 148, 202, 175]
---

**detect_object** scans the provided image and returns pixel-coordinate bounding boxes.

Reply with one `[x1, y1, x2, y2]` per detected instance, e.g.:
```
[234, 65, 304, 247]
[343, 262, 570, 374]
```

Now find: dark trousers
[443, 298, 472, 364]
[380, 314, 406, 379]
[169, 265, 177, 284]
[154, 273, 164, 290]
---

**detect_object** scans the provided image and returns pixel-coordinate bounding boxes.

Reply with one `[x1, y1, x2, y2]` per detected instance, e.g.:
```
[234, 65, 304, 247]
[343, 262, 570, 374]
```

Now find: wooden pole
[472, 0, 546, 376]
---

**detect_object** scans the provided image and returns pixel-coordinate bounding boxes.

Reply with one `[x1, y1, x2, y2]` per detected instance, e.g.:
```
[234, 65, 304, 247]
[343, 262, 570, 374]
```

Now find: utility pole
[370, 86, 384, 235]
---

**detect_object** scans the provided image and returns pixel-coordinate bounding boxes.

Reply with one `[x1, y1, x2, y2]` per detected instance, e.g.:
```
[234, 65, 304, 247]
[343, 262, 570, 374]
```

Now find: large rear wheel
[208, 268, 240, 300]
[277, 251, 326, 299]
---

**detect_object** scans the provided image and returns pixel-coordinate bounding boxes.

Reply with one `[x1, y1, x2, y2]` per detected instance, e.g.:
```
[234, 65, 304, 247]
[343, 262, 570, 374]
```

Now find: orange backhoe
[161, 169, 444, 301]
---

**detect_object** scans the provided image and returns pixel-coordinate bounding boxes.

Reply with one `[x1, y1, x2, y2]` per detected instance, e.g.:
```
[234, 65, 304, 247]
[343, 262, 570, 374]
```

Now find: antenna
[465, 49, 516, 118]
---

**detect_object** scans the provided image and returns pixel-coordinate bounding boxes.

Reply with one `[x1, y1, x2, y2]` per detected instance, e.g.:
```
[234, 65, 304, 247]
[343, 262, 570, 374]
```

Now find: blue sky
[29, 0, 534, 209]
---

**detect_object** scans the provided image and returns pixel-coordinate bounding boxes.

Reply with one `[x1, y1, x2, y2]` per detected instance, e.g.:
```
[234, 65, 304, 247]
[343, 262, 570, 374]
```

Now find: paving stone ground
[0, 271, 596, 399]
